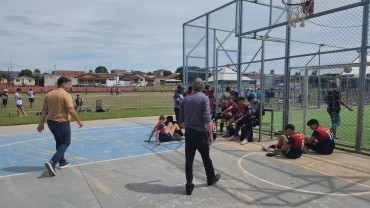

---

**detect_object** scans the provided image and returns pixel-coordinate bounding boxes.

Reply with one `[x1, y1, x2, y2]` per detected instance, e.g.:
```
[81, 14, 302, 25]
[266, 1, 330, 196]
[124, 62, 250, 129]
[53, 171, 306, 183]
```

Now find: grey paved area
[0, 117, 370, 208]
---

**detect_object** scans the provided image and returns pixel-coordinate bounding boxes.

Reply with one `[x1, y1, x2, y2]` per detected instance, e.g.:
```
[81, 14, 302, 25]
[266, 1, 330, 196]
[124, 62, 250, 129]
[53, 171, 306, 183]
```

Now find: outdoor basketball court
[0, 117, 369, 208]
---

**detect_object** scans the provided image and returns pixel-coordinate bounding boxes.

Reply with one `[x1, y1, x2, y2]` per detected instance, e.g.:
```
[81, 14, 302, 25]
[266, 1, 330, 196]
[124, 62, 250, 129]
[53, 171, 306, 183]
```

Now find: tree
[89, 70, 93, 73]
[0, 71, 9, 80]
[34, 69, 41, 74]
[175, 66, 205, 83]
[163, 71, 172, 76]
[146, 72, 153, 75]
[95, 66, 108, 73]
[19, 69, 33, 77]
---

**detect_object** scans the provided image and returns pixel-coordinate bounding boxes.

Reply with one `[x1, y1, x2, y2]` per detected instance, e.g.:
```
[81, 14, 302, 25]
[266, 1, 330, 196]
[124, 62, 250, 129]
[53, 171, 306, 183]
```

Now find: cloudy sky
[0, 0, 228, 73]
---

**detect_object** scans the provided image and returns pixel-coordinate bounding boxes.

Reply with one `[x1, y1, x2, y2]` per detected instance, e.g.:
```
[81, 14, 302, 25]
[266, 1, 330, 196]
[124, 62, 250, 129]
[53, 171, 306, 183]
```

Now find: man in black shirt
[325, 83, 353, 139]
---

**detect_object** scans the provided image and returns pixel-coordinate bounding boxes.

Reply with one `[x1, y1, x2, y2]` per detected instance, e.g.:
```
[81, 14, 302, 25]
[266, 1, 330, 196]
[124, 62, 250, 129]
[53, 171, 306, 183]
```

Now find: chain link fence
[184, 0, 370, 153]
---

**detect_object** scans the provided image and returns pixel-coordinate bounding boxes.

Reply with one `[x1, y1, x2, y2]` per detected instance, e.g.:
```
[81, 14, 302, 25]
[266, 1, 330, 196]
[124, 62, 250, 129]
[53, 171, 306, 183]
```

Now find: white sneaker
[240, 139, 248, 145]
[227, 135, 238, 141]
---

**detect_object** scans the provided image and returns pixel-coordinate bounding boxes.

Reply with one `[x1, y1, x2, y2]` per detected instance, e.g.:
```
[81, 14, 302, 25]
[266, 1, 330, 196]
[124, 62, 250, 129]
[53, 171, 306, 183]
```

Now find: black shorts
[310, 140, 335, 155]
[159, 133, 173, 142]
[29, 98, 34, 103]
[284, 148, 302, 159]
[2, 99, 7, 105]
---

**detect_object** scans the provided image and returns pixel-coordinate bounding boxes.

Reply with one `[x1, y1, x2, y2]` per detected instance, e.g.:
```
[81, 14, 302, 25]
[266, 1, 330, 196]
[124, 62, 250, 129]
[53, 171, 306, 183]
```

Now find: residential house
[153, 69, 170, 76]
[13, 76, 35, 86]
[43, 74, 79, 87]
[121, 74, 147, 86]
[111, 69, 129, 75]
[52, 70, 85, 76]
[77, 73, 123, 87]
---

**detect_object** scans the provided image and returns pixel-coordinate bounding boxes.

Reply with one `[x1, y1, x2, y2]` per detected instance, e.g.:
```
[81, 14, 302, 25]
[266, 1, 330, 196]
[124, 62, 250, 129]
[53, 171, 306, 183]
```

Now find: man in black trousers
[180, 78, 221, 195]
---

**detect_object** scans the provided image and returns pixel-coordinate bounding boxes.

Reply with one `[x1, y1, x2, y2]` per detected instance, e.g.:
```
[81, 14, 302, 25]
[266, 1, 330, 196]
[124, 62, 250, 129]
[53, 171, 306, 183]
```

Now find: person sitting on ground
[220, 96, 238, 136]
[165, 115, 185, 138]
[304, 119, 335, 155]
[144, 115, 184, 145]
[264, 124, 305, 159]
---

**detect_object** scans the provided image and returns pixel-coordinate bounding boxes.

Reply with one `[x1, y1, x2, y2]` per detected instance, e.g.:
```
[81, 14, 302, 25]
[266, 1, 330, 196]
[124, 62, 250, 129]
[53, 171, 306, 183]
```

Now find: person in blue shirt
[173, 84, 184, 122]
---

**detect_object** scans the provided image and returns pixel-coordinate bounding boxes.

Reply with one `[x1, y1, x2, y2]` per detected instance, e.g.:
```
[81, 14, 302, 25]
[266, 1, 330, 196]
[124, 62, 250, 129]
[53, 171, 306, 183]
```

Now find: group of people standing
[1, 88, 35, 117]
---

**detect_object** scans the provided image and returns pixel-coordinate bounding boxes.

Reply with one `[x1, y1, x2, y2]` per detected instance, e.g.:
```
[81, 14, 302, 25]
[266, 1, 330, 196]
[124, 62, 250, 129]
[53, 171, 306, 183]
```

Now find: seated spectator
[227, 97, 249, 141]
[305, 119, 335, 155]
[220, 96, 238, 136]
[238, 95, 261, 145]
[144, 115, 184, 145]
[264, 124, 305, 159]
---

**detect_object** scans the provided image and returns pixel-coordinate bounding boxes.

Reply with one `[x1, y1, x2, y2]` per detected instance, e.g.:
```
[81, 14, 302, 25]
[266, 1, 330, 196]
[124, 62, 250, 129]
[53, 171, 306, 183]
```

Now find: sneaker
[179, 135, 185, 140]
[227, 135, 238, 141]
[266, 153, 276, 157]
[240, 139, 248, 145]
[262, 146, 273, 152]
[173, 134, 180, 140]
[59, 162, 70, 169]
[45, 160, 56, 176]
[222, 132, 229, 137]
[207, 173, 221, 186]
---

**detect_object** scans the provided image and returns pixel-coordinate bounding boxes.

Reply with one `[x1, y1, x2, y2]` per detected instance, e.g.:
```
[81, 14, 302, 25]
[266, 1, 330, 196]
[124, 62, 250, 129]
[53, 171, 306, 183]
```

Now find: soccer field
[0, 92, 175, 126]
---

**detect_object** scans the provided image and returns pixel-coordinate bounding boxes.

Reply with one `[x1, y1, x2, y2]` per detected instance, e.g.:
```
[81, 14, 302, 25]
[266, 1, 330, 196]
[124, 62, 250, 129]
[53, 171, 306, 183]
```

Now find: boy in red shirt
[145, 115, 183, 145]
[305, 119, 335, 154]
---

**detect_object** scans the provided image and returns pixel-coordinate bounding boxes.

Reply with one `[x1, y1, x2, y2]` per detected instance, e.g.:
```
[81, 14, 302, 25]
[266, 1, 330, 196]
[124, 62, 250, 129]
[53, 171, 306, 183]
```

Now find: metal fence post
[355, 0, 369, 153]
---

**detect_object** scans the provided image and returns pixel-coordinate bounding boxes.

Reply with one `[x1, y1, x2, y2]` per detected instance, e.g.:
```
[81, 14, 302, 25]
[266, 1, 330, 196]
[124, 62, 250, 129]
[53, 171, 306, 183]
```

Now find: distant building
[43, 74, 78, 87]
[153, 69, 170, 76]
[121, 74, 147, 87]
[78, 73, 123, 87]
[52, 70, 85, 76]
[111, 69, 129, 75]
[13, 76, 35, 86]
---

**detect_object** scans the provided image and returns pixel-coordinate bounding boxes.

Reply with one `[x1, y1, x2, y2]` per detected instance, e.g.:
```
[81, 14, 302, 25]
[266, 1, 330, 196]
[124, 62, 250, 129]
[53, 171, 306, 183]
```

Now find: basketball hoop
[282, 0, 314, 27]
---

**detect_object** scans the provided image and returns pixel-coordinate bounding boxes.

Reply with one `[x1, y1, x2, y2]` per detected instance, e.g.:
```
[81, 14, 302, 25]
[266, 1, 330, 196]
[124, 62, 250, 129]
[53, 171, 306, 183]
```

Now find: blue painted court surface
[0, 123, 185, 176]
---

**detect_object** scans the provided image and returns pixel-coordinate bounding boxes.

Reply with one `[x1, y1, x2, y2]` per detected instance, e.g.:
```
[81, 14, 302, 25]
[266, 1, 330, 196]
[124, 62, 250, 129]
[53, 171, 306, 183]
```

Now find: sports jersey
[204, 90, 214, 97]
[210, 101, 216, 113]
[211, 121, 217, 140]
[155, 122, 166, 134]
[287, 132, 305, 153]
[236, 103, 249, 117]
[28, 91, 34, 98]
[228, 101, 238, 114]
[14, 93, 22, 105]
[184, 91, 193, 97]
[311, 127, 333, 143]
[173, 91, 184, 108]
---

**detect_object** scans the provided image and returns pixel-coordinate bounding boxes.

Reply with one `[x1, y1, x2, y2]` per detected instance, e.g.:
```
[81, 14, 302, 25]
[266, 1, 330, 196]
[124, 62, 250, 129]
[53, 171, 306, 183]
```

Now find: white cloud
[0, 0, 229, 73]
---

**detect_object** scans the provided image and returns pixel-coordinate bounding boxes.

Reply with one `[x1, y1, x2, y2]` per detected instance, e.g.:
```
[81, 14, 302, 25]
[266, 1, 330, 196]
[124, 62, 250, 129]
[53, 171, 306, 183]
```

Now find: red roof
[56, 71, 85, 76]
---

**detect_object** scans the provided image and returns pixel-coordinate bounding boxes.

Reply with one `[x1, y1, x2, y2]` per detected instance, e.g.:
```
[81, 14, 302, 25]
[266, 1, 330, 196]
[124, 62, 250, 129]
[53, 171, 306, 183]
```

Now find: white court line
[238, 153, 370, 196]
[0, 126, 148, 147]
[0, 123, 152, 137]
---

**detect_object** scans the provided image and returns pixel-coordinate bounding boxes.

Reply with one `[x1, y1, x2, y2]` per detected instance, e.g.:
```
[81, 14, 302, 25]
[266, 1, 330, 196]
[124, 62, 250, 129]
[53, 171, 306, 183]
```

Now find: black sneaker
[59, 162, 70, 169]
[186, 184, 194, 195]
[266, 153, 276, 157]
[45, 160, 56, 176]
[207, 173, 221, 186]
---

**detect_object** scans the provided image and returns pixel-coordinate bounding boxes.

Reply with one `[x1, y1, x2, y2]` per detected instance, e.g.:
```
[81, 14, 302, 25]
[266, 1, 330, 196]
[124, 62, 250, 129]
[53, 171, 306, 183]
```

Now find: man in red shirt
[221, 96, 238, 136]
[227, 97, 249, 140]
[305, 119, 335, 155]
[265, 124, 305, 159]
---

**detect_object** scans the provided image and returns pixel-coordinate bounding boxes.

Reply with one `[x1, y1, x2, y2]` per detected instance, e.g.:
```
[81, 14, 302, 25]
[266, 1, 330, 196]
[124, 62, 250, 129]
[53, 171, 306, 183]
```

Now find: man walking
[173, 84, 184, 122]
[15, 88, 28, 117]
[37, 77, 83, 176]
[180, 78, 220, 195]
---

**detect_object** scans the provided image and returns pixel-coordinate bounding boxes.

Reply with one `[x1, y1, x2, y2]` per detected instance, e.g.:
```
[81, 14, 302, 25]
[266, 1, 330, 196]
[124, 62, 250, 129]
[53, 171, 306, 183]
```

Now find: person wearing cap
[15, 88, 28, 117]
[173, 84, 184, 122]
[1, 89, 8, 110]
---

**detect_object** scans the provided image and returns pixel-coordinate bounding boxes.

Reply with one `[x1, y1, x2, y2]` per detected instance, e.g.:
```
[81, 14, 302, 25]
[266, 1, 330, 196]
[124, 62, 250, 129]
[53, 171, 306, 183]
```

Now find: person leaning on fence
[238, 95, 261, 145]
[144, 115, 184, 145]
[180, 78, 220, 195]
[37, 76, 83, 176]
[325, 83, 353, 139]
[264, 124, 305, 159]
[304, 119, 335, 155]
